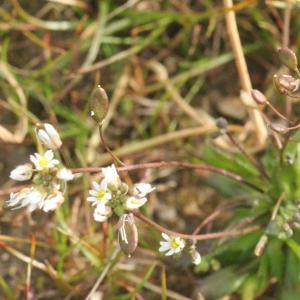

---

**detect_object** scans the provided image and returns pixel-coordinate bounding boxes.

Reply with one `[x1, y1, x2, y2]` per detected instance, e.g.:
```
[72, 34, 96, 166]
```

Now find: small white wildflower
[87, 180, 112, 206]
[43, 191, 64, 212]
[133, 183, 155, 198]
[57, 168, 74, 181]
[102, 164, 120, 186]
[126, 196, 147, 210]
[159, 233, 185, 256]
[93, 203, 112, 222]
[10, 164, 33, 181]
[30, 150, 59, 171]
[7, 187, 46, 212]
[36, 123, 62, 149]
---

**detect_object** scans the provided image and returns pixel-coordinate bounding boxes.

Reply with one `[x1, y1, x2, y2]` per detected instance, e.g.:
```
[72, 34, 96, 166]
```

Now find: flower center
[170, 238, 180, 249]
[96, 190, 106, 200]
[38, 157, 49, 168]
[131, 198, 140, 204]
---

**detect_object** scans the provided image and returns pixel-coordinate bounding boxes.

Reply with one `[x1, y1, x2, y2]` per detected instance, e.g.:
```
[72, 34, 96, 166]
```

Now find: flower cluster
[87, 164, 155, 222]
[7, 123, 73, 212]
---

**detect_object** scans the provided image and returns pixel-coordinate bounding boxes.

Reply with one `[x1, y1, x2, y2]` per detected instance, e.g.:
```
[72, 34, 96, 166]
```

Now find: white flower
[133, 183, 155, 198]
[7, 187, 46, 212]
[102, 164, 120, 186]
[126, 196, 147, 210]
[87, 180, 112, 206]
[30, 150, 59, 171]
[10, 164, 33, 181]
[36, 123, 62, 149]
[93, 203, 112, 222]
[57, 168, 74, 181]
[158, 233, 185, 256]
[43, 191, 64, 212]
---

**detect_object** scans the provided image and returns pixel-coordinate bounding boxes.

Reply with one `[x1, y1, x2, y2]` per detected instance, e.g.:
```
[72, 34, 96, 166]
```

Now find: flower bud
[189, 244, 201, 265]
[36, 123, 62, 149]
[117, 214, 138, 257]
[56, 168, 74, 181]
[277, 47, 298, 71]
[42, 191, 64, 212]
[10, 164, 33, 181]
[251, 89, 267, 106]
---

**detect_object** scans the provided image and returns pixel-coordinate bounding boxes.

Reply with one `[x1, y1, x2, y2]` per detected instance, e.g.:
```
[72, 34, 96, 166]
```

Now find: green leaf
[267, 238, 284, 282]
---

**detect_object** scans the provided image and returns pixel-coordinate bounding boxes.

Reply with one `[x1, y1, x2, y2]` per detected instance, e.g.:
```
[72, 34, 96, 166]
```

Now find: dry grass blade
[126, 274, 191, 300]
[223, 0, 267, 146]
[0, 62, 28, 143]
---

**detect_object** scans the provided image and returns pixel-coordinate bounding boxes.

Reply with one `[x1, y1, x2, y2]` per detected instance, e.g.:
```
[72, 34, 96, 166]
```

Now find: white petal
[159, 244, 170, 252]
[37, 129, 52, 146]
[45, 150, 54, 160]
[165, 249, 175, 256]
[126, 197, 147, 210]
[161, 233, 170, 241]
[57, 168, 74, 181]
[133, 183, 155, 197]
[43, 192, 64, 212]
[10, 164, 32, 181]
[93, 213, 108, 222]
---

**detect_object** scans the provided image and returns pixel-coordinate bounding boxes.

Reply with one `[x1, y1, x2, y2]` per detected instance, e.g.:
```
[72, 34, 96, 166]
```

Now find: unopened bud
[254, 234, 268, 257]
[189, 244, 201, 265]
[36, 123, 62, 149]
[278, 47, 298, 72]
[117, 214, 138, 257]
[251, 89, 267, 106]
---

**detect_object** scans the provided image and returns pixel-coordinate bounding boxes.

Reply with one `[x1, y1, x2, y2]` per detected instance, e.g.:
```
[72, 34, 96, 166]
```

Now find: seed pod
[270, 123, 288, 134]
[254, 234, 268, 257]
[274, 74, 300, 95]
[89, 85, 109, 124]
[117, 214, 138, 257]
[278, 47, 298, 72]
[251, 89, 267, 106]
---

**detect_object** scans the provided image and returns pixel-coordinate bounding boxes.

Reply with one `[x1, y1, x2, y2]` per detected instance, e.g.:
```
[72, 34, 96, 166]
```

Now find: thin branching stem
[71, 160, 264, 193]
[133, 210, 259, 241]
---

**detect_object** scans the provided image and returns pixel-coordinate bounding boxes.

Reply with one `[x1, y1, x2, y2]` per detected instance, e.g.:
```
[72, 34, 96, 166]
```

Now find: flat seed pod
[89, 85, 109, 124]
[278, 47, 298, 72]
[117, 214, 138, 257]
